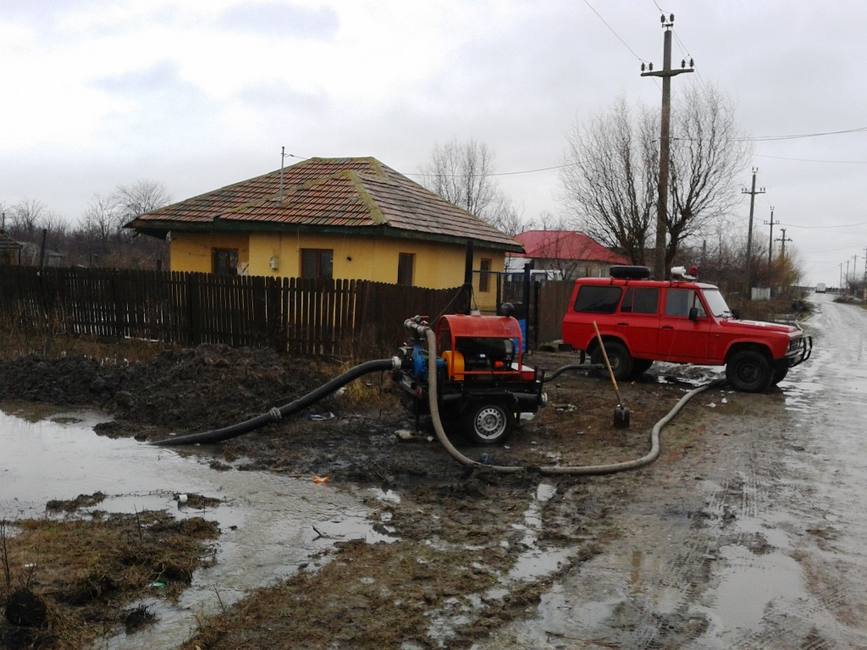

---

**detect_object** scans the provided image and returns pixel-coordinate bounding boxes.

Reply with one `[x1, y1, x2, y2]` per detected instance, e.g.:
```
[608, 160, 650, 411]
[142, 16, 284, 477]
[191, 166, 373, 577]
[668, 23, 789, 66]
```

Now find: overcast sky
[1, 0, 864, 284]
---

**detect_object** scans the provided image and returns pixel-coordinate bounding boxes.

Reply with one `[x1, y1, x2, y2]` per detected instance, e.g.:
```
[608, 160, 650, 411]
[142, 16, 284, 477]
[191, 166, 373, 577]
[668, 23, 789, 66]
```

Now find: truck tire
[726, 349, 772, 392]
[772, 361, 789, 385]
[462, 401, 514, 445]
[631, 359, 653, 378]
[590, 340, 633, 381]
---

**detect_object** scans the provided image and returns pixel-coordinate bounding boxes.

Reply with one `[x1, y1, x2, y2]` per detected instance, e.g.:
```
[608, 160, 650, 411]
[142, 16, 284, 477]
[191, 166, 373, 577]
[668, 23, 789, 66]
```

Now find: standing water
[0, 404, 393, 649]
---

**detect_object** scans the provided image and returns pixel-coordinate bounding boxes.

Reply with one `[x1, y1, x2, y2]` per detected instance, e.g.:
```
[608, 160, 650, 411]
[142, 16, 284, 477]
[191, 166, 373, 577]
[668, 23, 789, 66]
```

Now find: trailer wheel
[726, 349, 772, 392]
[462, 402, 514, 445]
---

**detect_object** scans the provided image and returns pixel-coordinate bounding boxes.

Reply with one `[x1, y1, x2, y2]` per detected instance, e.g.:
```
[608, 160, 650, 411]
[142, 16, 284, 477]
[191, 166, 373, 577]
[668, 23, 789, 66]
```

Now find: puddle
[0, 405, 393, 649]
[700, 545, 803, 640]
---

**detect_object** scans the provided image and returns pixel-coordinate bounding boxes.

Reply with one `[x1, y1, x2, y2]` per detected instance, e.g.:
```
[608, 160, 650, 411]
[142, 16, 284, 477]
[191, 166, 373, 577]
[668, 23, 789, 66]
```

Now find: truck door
[616, 286, 660, 358]
[658, 288, 711, 362]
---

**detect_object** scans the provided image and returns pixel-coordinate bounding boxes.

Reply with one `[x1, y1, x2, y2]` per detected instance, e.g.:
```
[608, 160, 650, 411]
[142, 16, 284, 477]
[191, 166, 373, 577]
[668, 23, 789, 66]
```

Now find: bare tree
[562, 86, 748, 269]
[561, 100, 656, 264]
[421, 139, 513, 229]
[666, 86, 749, 267]
[114, 180, 171, 226]
[10, 199, 47, 236]
[82, 194, 121, 242]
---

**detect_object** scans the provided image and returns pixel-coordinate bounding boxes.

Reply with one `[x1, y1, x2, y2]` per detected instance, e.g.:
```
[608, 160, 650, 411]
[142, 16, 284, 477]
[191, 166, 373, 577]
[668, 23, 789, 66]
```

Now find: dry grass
[0, 511, 219, 648]
[0, 322, 169, 364]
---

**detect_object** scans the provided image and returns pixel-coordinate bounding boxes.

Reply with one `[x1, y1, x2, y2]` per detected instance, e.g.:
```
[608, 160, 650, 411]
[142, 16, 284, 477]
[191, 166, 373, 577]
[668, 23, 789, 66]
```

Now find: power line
[756, 153, 867, 165]
[581, 0, 649, 63]
[405, 163, 574, 179]
[673, 124, 867, 143]
[785, 220, 867, 230]
[742, 125, 867, 142]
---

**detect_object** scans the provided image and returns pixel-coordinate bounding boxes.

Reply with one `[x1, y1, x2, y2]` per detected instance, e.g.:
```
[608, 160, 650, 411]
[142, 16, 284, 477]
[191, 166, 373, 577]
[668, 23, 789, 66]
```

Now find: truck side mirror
[688, 306, 699, 321]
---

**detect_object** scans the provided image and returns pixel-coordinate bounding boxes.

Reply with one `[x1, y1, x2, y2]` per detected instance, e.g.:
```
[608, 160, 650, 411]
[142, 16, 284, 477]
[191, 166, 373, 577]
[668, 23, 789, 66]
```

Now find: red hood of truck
[719, 319, 799, 335]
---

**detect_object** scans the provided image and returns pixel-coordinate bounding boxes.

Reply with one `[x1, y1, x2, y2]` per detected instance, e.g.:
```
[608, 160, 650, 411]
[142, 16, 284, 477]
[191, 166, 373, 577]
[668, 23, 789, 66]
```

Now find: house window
[397, 253, 414, 286]
[479, 258, 492, 292]
[301, 248, 333, 280]
[213, 249, 239, 276]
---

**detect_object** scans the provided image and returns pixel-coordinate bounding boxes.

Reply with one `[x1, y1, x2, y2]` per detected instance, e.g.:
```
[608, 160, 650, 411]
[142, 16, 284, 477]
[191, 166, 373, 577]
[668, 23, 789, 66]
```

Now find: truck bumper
[786, 335, 813, 367]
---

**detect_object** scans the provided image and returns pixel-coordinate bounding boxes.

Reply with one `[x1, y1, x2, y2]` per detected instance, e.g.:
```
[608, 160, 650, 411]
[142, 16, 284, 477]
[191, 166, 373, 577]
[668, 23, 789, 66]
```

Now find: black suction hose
[154, 357, 400, 446]
[542, 364, 588, 383]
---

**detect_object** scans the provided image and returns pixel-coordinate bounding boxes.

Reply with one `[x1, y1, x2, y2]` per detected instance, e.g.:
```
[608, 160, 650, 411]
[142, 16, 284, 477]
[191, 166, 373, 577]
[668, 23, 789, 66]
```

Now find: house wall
[169, 231, 504, 310]
[169, 232, 250, 274]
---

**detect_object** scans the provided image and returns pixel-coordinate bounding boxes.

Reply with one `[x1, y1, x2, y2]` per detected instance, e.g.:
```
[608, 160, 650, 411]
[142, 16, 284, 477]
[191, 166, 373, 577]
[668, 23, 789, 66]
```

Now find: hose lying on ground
[153, 357, 400, 446]
[542, 364, 594, 383]
[412, 323, 724, 476]
[156, 323, 723, 477]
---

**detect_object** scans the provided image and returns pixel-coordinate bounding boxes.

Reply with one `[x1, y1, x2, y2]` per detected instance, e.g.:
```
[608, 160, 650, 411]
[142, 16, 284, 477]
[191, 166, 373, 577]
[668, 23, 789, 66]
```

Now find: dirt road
[479, 293, 867, 649]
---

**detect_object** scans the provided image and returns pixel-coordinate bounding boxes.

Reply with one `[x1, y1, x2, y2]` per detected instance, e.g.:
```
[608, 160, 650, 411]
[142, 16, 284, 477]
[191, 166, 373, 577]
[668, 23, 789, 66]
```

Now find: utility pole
[741, 168, 766, 299]
[840, 262, 844, 291]
[863, 248, 867, 282]
[775, 227, 792, 260]
[846, 259, 850, 290]
[763, 206, 778, 272]
[641, 13, 694, 280]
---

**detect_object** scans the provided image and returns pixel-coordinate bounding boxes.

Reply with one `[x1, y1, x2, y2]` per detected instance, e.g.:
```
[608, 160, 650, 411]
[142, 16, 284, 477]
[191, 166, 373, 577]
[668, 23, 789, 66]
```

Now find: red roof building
[511, 230, 628, 279]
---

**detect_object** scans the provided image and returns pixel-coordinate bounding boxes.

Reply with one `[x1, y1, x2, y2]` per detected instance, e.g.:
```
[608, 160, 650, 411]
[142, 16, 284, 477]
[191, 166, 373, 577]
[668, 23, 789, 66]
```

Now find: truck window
[620, 287, 659, 314]
[574, 286, 622, 314]
[665, 289, 706, 318]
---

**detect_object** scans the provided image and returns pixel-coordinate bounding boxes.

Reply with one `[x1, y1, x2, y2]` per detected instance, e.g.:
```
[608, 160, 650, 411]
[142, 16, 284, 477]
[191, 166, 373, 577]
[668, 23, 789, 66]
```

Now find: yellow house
[129, 157, 521, 311]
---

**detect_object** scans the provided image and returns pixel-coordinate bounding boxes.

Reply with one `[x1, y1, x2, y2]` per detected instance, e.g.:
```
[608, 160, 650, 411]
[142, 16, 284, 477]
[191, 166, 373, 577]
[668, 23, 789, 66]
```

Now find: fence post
[186, 273, 200, 345]
[111, 272, 124, 339]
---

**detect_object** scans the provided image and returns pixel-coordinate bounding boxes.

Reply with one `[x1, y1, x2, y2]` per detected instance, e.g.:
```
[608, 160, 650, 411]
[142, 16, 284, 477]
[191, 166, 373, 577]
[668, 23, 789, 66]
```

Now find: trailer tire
[726, 349, 772, 392]
[462, 401, 514, 445]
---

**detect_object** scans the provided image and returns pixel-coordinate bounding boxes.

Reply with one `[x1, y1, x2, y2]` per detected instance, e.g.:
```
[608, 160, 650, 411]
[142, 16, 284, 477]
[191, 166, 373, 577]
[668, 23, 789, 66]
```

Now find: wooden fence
[534, 280, 575, 345]
[0, 267, 469, 358]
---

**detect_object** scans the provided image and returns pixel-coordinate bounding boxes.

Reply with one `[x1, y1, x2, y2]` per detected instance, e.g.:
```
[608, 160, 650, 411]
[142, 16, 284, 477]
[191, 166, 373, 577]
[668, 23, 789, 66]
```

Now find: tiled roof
[516, 230, 629, 264]
[130, 157, 520, 250]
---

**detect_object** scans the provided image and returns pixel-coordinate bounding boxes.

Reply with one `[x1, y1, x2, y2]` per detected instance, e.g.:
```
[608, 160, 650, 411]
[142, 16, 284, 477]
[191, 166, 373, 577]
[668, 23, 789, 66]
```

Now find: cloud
[217, 2, 339, 39]
[93, 61, 190, 95]
[236, 81, 326, 111]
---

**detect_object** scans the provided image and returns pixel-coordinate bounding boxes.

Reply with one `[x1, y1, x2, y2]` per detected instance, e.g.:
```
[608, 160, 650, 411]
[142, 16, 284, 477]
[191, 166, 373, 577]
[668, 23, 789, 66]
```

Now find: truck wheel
[631, 359, 653, 378]
[591, 341, 633, 381]
[462, 402, 514, 445]
[772, 362, 789, 384]
[726, 350, 772, 392]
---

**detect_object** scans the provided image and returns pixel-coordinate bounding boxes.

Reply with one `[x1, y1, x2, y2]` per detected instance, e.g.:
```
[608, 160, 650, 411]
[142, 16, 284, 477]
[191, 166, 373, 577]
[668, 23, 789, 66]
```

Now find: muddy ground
[0, 508, 219, 649]
[0, 335, 721, 648]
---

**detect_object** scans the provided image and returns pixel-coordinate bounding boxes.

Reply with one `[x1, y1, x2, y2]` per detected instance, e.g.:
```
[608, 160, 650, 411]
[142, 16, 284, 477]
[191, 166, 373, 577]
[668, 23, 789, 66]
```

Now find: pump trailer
[394, 313, 546, 445]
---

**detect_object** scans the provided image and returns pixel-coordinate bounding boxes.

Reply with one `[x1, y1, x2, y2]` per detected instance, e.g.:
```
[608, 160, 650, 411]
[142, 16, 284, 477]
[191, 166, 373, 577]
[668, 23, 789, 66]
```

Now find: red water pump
[394, 314, 545, 444]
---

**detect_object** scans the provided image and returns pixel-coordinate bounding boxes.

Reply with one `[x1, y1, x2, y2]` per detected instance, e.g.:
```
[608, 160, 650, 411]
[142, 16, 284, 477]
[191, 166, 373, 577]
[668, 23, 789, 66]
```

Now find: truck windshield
[702, 289, 733, 318]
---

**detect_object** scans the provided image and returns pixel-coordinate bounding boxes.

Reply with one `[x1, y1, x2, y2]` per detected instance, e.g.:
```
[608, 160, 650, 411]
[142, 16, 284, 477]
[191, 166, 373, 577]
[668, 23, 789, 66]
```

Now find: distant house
[18, 241, 65, 267]
[509, 230, 629, 280]
[0, 229, 22, 265]
[127, 157, 522, 311]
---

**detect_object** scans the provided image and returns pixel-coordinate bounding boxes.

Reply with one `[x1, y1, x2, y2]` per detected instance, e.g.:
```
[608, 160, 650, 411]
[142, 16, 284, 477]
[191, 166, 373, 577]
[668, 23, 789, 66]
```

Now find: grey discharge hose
[418, 326, 723, 476]
[154, 357, 400, 446]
